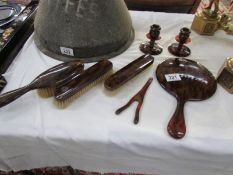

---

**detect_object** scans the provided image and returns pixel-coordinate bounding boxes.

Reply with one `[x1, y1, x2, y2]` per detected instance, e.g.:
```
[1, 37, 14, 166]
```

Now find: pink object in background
[7, 0, 31, 5]
[198, 0, 233, 12]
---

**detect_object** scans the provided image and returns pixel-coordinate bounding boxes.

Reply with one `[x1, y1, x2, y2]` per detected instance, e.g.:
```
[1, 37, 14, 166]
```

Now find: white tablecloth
[0, 11, 233, 175]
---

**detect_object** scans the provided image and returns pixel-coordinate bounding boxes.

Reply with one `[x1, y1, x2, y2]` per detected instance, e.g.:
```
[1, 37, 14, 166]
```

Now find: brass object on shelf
[191, 0, 220, 35]
[219, 14, 231, 30]
[219, 14, 233, 34]
[217, 57, 233, 93]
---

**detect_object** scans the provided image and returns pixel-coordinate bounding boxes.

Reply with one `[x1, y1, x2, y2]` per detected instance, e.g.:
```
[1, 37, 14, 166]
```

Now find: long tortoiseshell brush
[54, 60, 113, 109]
[0, 61, 84, 108]
[104, 54, 154, 91]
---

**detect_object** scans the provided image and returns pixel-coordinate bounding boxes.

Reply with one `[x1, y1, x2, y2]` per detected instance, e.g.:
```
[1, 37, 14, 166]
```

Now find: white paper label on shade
[60, 47, 74, 56]
[165, 74, 182, 82]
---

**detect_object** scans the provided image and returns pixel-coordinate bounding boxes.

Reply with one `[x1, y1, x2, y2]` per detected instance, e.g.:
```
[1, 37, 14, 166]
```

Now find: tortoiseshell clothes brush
[37, 62, 84, 98]
[0, 61, 84, 108]
[54, 60, 113, 109]
[104, 54, 154, 91]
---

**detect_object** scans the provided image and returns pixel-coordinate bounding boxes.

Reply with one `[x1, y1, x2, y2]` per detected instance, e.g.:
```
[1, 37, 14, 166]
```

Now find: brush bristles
[37, 87, 55, 98]
[54, 70, 113, 109]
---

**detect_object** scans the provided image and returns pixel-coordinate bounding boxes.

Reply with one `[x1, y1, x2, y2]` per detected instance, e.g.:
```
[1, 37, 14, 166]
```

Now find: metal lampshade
[34, 0, 134, 62]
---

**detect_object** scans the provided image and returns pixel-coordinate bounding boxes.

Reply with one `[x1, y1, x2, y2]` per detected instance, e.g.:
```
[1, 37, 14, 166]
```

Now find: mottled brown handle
[167, 99, 186, 139]
[0, 86, 31, 108]
[115, 102, 131, 115]
[104, 55, 154, 91]
[115, 78, 153, 124]
[115, 100, 141, 124]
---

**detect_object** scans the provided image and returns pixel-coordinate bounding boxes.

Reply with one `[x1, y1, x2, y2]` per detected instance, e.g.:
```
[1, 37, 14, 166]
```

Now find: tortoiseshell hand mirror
[156, 58, 217, 139]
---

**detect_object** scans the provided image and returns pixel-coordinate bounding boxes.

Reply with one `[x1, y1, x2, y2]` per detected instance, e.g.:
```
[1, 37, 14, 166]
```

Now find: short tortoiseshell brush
[54, 60, 113, 109]
[36, 62, 84, 98]
[104, 54, 154, 91]
[0, 61, 84, 108]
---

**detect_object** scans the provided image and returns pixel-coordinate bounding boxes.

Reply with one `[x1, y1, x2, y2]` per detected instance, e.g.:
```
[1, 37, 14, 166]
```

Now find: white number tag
[165, 74, 181, 82]
[60, 47, 74, 56]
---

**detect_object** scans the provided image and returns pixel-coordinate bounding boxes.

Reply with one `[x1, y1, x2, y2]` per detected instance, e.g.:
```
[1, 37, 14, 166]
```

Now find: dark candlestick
[168, 27, 191, 57]
[140, 24, 163, 55]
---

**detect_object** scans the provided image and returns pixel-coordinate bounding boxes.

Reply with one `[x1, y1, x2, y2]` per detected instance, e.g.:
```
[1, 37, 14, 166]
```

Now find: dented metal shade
[34, 0, 135, 62]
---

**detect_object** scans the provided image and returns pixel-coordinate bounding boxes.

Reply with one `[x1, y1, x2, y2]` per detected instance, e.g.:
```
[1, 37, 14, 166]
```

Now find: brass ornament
[217, 57, 233, 93]
[219, 13, 233, 34]
[191, 0, 220, 35]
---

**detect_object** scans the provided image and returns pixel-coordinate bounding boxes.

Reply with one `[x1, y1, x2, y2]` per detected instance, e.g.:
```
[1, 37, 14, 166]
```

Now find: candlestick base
[168, 43, 191, 57]
[139, 41, 163, 55]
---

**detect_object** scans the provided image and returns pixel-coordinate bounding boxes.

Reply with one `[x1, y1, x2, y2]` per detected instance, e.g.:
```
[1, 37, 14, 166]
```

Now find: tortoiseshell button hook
[115, 77, 153, 124]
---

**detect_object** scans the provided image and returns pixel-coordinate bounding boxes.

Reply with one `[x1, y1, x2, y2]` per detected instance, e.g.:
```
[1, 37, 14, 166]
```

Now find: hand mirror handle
[167, 98, 186, 139]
